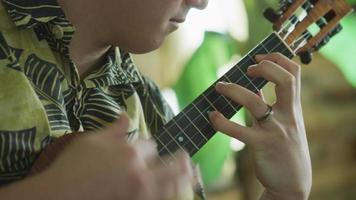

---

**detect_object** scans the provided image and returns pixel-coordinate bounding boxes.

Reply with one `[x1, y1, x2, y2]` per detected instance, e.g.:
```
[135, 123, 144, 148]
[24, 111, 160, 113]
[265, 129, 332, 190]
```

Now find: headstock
[264, 0, 354, 64]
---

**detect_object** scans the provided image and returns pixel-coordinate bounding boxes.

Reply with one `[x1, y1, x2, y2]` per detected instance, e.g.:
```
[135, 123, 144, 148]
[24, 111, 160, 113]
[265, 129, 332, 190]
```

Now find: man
[0, 0, 312, 199]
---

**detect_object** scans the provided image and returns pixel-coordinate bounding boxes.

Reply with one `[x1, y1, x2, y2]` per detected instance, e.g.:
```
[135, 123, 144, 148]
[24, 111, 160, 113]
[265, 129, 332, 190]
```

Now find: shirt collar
[83, 47, 144, 88]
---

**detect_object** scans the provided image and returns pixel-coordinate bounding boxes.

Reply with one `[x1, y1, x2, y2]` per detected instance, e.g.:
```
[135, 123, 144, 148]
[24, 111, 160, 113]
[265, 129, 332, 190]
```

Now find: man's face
[93, 0, 208, 54]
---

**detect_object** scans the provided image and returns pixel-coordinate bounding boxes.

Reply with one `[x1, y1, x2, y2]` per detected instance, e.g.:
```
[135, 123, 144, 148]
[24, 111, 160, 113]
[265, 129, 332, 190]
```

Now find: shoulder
[140, 75, 175, 121]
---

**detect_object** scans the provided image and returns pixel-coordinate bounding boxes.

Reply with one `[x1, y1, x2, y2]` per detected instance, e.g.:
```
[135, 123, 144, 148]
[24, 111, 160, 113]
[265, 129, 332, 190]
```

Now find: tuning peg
[264, 8, 281, 23]
[280, 0, 294, 11]
[299, 51, 313, 64]
[314, 35, 331, 51]
[329, 24, 343, 37]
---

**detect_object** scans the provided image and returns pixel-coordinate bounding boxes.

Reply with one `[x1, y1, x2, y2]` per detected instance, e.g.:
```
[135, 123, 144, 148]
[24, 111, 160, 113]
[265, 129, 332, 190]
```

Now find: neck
[58, 0, 111, 79]
[69, 32, 111, 79]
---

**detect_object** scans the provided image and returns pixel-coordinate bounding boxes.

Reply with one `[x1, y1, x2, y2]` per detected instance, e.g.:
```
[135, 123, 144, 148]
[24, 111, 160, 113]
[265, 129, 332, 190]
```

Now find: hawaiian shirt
[0, 1, 207, 199]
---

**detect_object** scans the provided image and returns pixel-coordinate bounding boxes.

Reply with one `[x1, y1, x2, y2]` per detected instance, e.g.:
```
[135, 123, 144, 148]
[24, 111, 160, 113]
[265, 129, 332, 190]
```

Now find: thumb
[104, 113, 130, 138]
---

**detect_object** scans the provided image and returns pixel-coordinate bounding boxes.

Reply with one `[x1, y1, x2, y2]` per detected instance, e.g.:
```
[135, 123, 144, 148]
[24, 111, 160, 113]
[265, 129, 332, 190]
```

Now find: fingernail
[247, 64, 258, 72]
[248, 64, 258, 69]
[208, 110, 219, 119]
[192, 164, 203, 190]
[216, 81, 227, 91]
[217, 81, 228, 85]
[207, 111, 213, 118]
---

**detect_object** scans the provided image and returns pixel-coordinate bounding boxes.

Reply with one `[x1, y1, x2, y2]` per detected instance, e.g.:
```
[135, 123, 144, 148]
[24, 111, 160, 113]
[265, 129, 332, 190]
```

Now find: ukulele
[30, 0, 353, 173]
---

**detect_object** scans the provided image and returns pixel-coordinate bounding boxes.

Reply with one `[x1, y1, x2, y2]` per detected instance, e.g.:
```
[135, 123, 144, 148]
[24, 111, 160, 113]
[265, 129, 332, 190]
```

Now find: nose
[185, 0, 209, 10]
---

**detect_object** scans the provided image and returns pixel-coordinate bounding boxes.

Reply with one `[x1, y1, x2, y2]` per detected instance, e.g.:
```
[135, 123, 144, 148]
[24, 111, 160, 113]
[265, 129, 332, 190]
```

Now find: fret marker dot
[178, 136, 184, 142]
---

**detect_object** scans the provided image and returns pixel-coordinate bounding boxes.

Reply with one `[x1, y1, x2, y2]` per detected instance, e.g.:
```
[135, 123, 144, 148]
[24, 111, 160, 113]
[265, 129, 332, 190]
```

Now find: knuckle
[283, 74, 296, 85]
[271, 52, 283, 58]
[259, 60, 270, 66]
[226, 83, 240, 94]
[292, 62, 301, 70]
[292, 63, 301, 74]
[246, 96, 262, 110]
[268, 52, 284, 61]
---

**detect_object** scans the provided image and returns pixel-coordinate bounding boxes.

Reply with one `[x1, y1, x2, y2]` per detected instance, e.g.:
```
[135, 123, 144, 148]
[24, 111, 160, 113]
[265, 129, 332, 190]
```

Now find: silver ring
[257, 105, 274, 122]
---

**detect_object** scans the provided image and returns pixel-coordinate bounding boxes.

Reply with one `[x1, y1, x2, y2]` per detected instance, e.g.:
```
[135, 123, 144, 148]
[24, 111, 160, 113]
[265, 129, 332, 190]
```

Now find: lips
[170, 18, 185, 23]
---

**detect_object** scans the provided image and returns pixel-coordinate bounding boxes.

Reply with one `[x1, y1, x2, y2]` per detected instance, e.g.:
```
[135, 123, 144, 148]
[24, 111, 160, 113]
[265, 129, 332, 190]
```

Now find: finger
[255, 53, 301, 78]
[253, 90, 266, 124]
[151, 152, 193, 199]
[192, 164, 204, 194]
[133, 139, 158, 165]
[257, 90, 266, 101]
[256, 53, 301, 95]
[215, 82, 269, 121]
[209, 111, 255, 144]
[104, 113, 130, 138]
[247, 61, 296, 110]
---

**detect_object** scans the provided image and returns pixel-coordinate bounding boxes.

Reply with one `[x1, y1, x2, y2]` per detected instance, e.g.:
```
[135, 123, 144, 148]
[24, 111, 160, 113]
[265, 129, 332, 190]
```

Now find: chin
[120, 36, 165, 54]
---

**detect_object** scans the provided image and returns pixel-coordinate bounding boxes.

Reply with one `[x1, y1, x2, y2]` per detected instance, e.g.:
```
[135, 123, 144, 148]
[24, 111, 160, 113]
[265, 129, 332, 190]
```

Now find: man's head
[59, 0, 208, 54]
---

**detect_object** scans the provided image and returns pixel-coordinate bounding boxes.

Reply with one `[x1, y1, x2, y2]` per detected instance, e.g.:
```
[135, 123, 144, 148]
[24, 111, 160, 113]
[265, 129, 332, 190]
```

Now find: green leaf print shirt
[0, 0, 176, 187]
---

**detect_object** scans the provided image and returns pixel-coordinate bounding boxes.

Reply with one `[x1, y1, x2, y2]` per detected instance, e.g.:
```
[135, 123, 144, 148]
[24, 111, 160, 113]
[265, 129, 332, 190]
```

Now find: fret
[156, 126, 174, 147]
[185, 105, 209, 135]
[170, 118, 201, 152]
[269, 40, 284, 53]
[221, 75, 241, 112]
[198, 123, 216, 145]
[250, 44, 269, 58]
[194, 95, 215, 115]
[188, 103, 209, 142]
[236, 66, 260, 92]
[166, 121, 199, 154]
[260, 43, 271, 53]
[175, 112, 205, 145]
[152, 136, 170, 165]
[155, 134, 176, 158]
[174, 112, 191, 129]
[183, 105, 211, 145]
[191, 101, 213, 124]
[165, 136, 181, 154]
[230, 56, 255, 77]
[173, 131, 196, 155]
[163, 127, 187, 153]
[263, 33, 282, 50]
[200, 91, 219, 111]
[273, 42, 294, 58]
[204, 91, 236, 117]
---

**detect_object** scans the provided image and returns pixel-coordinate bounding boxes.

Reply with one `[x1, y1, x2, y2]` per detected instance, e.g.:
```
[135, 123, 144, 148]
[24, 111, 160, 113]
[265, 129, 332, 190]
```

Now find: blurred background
[132, 0, 356, 199]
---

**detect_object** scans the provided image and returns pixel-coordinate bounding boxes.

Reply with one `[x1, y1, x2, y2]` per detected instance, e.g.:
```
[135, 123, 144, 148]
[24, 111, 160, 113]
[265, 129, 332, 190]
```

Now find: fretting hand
[209, 53, 312, 200]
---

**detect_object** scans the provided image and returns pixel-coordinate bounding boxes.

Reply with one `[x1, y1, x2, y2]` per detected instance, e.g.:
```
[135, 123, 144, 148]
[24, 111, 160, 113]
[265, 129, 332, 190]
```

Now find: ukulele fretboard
[154, 32, 294, 160]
